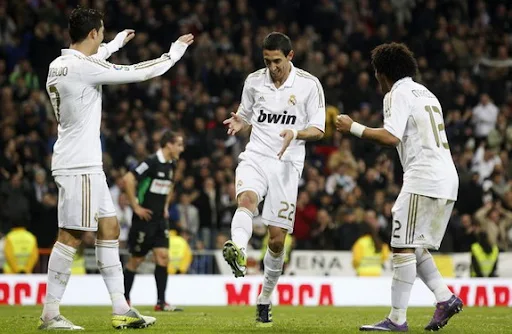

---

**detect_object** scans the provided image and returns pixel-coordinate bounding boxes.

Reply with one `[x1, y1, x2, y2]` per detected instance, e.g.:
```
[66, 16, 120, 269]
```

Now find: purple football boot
[360, 318, 409, 332]
[424, 295, 463, 331]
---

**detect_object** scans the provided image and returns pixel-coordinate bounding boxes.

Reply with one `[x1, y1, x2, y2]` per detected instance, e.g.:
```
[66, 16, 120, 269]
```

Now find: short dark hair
[160, 130, 178, 147]
[68, 7, 104, 44]
[262, 32, 292, 57]
[371, 43, 418, 82]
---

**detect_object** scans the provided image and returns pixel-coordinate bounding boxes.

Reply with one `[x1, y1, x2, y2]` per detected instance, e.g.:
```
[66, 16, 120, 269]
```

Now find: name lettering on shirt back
[48, 67, 68, 77]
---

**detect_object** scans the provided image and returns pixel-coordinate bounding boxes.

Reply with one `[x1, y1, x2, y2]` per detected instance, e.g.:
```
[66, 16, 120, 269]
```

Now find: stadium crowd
[0, 0, 512, 271]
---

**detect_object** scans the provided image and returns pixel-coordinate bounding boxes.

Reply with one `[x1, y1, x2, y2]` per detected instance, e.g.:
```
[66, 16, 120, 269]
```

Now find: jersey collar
[157, 149, 171, 163]
[61, 48, 87, 56]
[391, 76, 412, 91]
[264, 62, 297, 90]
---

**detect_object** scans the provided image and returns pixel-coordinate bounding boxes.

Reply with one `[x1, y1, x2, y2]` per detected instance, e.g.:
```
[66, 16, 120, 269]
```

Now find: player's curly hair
[263, 32, 292, 57]
[68, 7, 104, 43]
[371, 43, 418, 82]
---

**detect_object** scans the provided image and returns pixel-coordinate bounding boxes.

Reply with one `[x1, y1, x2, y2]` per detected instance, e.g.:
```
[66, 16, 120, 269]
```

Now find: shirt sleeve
[383, 90, 410, 141]
[131, 157, 155, 181]
[236, 78, 255, 124]
[79, 54, 179, 86]
[90, 41, 119, 60]
[306, 78, 326, 132]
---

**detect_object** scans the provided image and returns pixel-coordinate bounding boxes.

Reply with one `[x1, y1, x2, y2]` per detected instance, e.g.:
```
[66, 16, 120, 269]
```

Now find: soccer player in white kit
[222, 32, 325, 327]
[39, 7, 193, 330]
[336, 43, 463, 332]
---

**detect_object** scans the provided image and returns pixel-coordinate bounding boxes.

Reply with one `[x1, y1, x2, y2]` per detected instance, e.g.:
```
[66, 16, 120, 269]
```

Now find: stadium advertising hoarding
[1, 275, 511, 307]
[215, 251, 512, 278]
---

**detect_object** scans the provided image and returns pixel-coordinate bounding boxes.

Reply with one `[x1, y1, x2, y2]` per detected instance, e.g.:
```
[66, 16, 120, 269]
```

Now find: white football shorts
[390, 191, 455, 250]
[235, 152, 301, 233]
[54, 173, 116, 231]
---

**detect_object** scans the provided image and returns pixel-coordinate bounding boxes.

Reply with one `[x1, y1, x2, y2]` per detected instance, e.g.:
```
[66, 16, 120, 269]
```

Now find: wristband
[291, 129, 298, 140]
[349, 122, 366, 138]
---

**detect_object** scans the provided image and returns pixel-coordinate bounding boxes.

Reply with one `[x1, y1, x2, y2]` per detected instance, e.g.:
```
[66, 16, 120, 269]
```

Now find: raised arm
[82, 34, 194, 86]
[336, 91, 407, 147]
[91, 29, 135, 60]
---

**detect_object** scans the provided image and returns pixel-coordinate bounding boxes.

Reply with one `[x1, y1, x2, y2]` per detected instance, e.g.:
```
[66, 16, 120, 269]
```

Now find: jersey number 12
[424, 105, 449, 149]
[49, 85, 61, 123]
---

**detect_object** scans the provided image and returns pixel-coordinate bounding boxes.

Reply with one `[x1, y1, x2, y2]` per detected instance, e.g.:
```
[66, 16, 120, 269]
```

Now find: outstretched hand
[177, 34, 194, 46]
[223, 112, 245, 136]
[169, 34, 194, 60]
[121, 29, 135, 46]
[277, 129, 294, 160]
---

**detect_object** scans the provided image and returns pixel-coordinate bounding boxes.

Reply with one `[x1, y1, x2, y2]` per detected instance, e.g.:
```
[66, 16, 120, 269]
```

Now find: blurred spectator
[471, 144, 502, 184]
[474, 202, 512, 251]
[293, 191, 317, 249]
[470, 231, 499, 277]
[0, 168, 31, 234]
[336, 208, 361, 251]
[0, 4, 16, 47]
[2, 219, 38, 274]
[168, 230, 193, 274]
[193, 176, 218, 248]
[9, 59, 39, 91]
[189, 240, 212, 274]
[352, 220, 390, 276]
[310, 209, 336, 250]
[472, 94, 499, 144]
[177, 193, 200, 238]
[452, 214, 478, 253]
[456, 172, 484, 215]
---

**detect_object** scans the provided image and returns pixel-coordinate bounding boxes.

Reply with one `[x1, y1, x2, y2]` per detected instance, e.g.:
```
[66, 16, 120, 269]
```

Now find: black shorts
[128, 218, 169, 257]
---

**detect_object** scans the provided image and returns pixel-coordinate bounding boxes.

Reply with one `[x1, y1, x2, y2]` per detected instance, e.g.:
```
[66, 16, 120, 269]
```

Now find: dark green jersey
[131, 150, 174, 220]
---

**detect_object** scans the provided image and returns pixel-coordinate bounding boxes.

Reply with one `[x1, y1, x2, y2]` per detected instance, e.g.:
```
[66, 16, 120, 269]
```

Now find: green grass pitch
[1, 305, 511, 333]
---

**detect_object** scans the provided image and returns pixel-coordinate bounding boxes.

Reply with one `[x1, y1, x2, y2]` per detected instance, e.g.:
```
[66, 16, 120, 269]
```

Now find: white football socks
[231, 208, 253, 254]
[416, 248, 453, 302]
[42, 242, 76, 321]
[389, 253, 417, 325]
[95, 239, 130, 314]
[257, 247, 285, 305]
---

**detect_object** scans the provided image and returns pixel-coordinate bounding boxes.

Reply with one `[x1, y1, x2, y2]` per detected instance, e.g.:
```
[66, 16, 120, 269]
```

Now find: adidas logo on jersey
[416, 234, 425, 240]
[257, 110, 297, 125]
[258, 96, 265, 102]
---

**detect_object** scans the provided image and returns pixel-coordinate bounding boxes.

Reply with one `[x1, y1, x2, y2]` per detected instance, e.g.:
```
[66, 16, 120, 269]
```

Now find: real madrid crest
[288, 94, 297, 106]
[236, 179, 243, 188]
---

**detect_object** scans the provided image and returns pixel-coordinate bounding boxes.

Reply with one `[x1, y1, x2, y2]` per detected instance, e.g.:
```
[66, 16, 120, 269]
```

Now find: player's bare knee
[267, 228, 287, 254]
[237, 191, 258, 213]
[268, 237, 285, 254]
[57, 228, 83, 248]
[127, 256, 144, 271]
[156, 254, 169, 266]
[97, 216, 120, 240]
[154, 249, 169, 266]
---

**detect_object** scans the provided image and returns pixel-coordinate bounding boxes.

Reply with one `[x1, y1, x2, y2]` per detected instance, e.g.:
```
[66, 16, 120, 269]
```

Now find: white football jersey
[47, 44, 187, 175]
[383, 77, 458, 200]
[237, 63, 325, 165]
